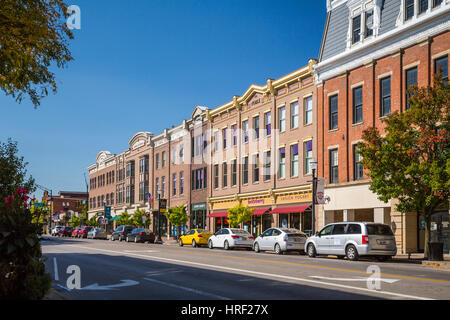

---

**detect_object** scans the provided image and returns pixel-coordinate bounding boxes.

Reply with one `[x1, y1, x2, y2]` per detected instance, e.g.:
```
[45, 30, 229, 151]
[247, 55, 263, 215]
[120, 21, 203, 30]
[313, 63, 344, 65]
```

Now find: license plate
[378, 240, 388, 245]
[241, 237, 247, 240]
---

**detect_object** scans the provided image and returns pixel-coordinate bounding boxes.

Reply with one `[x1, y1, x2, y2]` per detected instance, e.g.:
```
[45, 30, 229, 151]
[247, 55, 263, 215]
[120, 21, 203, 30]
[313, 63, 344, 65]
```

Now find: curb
[43, 288, 71, 300]
[421, 261, 450, 270]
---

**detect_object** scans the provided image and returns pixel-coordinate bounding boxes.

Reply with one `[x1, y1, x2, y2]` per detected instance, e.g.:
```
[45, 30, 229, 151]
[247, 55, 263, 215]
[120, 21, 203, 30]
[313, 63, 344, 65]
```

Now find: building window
[279, 147, 286, 179]
[291, 101, 299, 129]
[162, 152, 166, 167]
[179, 145, 184, 163]
[231, 160, 237, 186]
[232, 124, 237, 146]
[365, 10, 374, 37]
[433, 0, 443, 8]
[214, 165, 219, 189]
[434, 55, 448, 82]
[263, 151, 271, 181]
[304, 140, 313, 175]
[405, 0, 415, 20]
[243, 120, 249, 143]
[304, 96, 313, 125]
[380, 76, 391, 117]
[353, 86, 363, 124]
[180, 171, 184, 195]
[329, 94, 338, 130]
[243, 156, 249, 184]
[352, 15, 361, 43]
[161, 176, 166, 198]
[265, 112, 271, 136]
[222, 128, 227, 149]
[222, 162, 228, 188]
[290, 144, 299, 178]
[279, 106, 286, 132]
[155, 178, 159, 196]
[419, 0, 428, 14]
[192, 168, 206, 191]
[353, 145, 364, 181]
[329, 149, 339, 184]
[139, 182, 144, 201]
[253, 154, 259, 183]
[156, 153, 160, 169]
[405, 67, 418, 110]
[213, 131, 219, 152]
[173, 173, 177, 196]
[111, 193, 114, 205]
[253, 116, 260, 140]
[172, 147, 177, 164]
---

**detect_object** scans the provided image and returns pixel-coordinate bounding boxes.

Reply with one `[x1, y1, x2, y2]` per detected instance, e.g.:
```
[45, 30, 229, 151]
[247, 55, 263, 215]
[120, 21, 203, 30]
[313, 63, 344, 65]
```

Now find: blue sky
[0, 0, 326, 199]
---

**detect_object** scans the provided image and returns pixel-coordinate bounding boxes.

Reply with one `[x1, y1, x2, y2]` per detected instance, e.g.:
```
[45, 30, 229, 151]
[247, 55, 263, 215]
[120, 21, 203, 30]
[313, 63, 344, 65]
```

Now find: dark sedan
[60, 226, 73, 237]
[126, 228, 155, 243]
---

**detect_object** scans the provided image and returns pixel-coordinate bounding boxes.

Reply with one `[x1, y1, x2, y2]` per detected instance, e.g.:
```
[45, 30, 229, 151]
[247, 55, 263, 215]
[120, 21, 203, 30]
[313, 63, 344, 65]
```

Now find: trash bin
[428, 242, 444, 261]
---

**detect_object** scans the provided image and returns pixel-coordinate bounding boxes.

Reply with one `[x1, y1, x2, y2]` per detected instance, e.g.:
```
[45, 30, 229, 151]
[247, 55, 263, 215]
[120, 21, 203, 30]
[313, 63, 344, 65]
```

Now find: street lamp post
[154, 191, 163, 244]
[311, 160, 318, 236]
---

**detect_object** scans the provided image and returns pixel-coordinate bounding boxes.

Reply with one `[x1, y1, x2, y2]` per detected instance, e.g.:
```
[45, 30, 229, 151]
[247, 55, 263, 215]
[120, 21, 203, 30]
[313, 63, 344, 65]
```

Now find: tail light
[283, 235, 289, 242]
[231, 235, 240, 239]
[249, 236, 254, 240]
[362, 235, 369, 244]
[121, 231, 124, 235]
[139, 232, 143, 236]
[197, 234, 203, 238]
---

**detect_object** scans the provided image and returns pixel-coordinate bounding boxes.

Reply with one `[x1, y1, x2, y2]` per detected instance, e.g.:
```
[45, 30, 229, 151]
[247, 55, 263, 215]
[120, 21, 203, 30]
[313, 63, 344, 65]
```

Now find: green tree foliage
[0, 188, 51, 299]
[165, 205, 188, 239]
[70, 215, 80, 227]
[116, 211, 132, 227]
[0, 139, 35, 201]
[0, 0, 74, 107]
[358, 75, 449, 257]
[132, 209, 148, 228]
[227, 203, 254, 228]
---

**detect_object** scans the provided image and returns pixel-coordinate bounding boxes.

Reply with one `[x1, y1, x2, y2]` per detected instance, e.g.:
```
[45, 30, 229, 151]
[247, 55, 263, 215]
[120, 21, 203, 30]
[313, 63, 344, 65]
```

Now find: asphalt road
[41, 236, 450, 301]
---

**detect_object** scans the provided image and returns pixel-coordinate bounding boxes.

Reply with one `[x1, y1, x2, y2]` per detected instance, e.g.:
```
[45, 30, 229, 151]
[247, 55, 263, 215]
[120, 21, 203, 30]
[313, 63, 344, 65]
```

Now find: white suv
[304, 222, 397, 261]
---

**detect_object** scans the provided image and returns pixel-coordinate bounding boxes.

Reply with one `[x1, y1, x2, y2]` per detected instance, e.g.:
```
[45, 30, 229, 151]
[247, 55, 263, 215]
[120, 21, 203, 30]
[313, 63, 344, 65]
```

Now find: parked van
[304, 222, 397, 261]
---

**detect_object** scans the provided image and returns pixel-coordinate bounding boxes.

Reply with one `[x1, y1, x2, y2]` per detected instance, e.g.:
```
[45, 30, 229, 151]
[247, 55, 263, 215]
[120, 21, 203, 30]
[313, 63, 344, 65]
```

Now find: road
[42, 236, 450, 301]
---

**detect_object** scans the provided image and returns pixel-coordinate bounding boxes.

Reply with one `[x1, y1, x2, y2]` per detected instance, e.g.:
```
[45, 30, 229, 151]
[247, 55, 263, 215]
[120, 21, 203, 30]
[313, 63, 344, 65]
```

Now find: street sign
[105, 206, 111, 219]
[159, 199, 167, 213]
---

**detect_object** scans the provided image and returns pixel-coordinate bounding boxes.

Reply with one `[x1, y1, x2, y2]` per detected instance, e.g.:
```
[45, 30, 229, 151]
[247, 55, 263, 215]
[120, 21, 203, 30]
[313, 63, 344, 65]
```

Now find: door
[259, 229, 273, 250]
[329, 224, 347, 255]
[315, 225, 334, 254]
[184, 230, 195, 245]
[220, 229, 230, 247]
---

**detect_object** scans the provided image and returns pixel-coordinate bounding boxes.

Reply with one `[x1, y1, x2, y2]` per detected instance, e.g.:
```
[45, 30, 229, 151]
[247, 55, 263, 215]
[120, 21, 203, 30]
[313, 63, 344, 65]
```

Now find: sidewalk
[392, 253, 450, 270]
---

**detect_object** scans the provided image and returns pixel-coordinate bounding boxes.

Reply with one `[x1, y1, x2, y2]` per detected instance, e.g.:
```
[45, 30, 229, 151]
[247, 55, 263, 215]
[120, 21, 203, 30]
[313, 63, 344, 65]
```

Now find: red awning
[207, 211, 228, 218]
[270, 204, 311, 214]
[251, 207, 271, 216]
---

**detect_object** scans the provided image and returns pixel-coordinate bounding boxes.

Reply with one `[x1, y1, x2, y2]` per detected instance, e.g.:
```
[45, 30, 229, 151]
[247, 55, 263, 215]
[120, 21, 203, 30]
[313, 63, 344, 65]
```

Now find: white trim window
[346, 0, 381, 48]
[396, 0, 446, 26]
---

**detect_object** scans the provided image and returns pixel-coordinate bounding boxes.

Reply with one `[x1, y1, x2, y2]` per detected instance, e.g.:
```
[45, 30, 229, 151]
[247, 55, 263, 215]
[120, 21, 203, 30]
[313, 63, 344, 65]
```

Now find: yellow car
[179, 229, 212, 248]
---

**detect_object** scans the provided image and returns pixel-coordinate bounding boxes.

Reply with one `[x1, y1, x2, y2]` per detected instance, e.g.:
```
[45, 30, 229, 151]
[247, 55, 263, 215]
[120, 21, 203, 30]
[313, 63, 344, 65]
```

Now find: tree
[358, 75, 449, 258]
[70, 215, 80, 227]
[132, 209, 148, 228]
[0, 0, 74, 107]
[0, 139, 35, 201]
[115, 211, 132, 227]
[165, 205, 189, 239]
[227, 203, 254, 228]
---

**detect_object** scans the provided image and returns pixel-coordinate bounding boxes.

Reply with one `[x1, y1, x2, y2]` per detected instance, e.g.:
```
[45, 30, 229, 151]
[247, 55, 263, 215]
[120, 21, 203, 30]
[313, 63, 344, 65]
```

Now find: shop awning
[251, 207, 272, 216]
[110, 216, 119, 221]
[270, 204, 311, 214]
[207, 211, 228, 218]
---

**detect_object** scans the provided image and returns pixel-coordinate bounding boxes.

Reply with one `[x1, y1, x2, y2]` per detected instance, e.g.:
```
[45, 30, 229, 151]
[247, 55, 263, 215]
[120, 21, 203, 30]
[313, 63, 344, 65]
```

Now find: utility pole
[35, 184, 53, 234]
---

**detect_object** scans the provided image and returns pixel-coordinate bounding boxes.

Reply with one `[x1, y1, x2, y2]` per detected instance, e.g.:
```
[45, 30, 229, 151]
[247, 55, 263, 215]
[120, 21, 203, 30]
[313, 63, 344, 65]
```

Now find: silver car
[305, 222, 397, 261]
[253, 228, 307, 255]
[87, 228, 107, 240]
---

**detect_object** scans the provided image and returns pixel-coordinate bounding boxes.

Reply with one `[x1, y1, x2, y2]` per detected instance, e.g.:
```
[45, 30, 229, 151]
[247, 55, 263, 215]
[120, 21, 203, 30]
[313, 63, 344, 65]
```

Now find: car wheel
[179, 239, 183, 247]
[307, 243, 317, 258]
[224, 240, 230, 250]
[346, 245, 359, 261]
[192, 240, 197, 248]
[119, 236, 123, 242]
[254, 242, 260, 253]
[274, 243, 282, 255]
[208, 240, 214, 249]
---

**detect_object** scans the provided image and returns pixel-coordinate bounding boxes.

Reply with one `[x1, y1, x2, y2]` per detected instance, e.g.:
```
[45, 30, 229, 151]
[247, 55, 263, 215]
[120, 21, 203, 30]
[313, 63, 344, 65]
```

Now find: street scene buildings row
[87, 0, 450, 254]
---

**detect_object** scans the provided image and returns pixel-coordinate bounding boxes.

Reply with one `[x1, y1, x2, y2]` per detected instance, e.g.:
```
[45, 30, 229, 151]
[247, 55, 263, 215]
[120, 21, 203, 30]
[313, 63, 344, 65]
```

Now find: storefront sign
[242, 197, 273, 207]
[212, 200, 239, 211]
[191, 202, 207, 211]
[277, 193, 312, 204]
[315, 178, 325, 204]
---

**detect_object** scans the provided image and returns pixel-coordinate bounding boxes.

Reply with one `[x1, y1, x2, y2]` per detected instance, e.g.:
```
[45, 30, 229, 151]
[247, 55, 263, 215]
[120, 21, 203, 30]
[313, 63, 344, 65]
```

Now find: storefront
[152, 210, 168, 237]
[271, 204, 312, 235]
[191, 202, 207, 229]
[207, 211, 229, 232]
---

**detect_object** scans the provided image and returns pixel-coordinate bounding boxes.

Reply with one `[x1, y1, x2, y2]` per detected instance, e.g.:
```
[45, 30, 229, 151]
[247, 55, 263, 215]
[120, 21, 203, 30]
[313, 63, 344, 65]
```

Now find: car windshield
[280, 228, 303, 234]
[196, 229, 205, 233]
[366, 224, 394, 236]
[231, 229, 250, 234]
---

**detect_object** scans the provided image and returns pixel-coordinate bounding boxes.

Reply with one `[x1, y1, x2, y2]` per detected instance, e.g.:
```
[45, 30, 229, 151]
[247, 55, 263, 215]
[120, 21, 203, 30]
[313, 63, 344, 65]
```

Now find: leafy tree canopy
[227, 203, 254, 228]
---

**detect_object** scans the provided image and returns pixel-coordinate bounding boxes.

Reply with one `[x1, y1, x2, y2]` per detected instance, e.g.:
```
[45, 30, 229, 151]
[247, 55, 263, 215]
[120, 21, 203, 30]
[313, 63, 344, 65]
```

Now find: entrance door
[290, 213, 300, 230]
[262, 214, 272, 233]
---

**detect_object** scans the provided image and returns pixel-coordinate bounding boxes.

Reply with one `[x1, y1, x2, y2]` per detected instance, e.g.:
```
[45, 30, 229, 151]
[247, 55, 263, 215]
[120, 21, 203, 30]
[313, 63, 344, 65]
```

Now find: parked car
[71, 227, 81, 237]
[111, 225, 135, 241]
[253, 228, 307, 255]
[208, 228, 254, 250]
[125, 228, 155, 243]
[78, 226, 93, 238]
[60, 226, 73, 237]
[87, 228, 107, 240]
[178, 229, 213, 247]
[51, 226, 63, 236]
[305, 222, 397, 261]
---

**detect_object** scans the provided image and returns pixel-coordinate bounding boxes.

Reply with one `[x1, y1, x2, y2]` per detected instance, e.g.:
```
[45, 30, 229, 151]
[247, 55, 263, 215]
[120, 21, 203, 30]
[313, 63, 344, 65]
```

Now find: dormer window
[399, 0, 446, 25]
[352, 15, 361, 44]
[419, 0, 429, 14]
[347, 1, 380, 49]
[405, 0, 415, 20]
[365, 10, 374, 37]
[433, 0, 443, 7]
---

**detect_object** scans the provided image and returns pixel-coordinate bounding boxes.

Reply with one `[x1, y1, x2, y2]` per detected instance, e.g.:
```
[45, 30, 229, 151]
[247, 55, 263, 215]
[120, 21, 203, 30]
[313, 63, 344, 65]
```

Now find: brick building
[207, 61, 318, 236]
[44, 190, 88, 224]
[314, 0, 449, 254]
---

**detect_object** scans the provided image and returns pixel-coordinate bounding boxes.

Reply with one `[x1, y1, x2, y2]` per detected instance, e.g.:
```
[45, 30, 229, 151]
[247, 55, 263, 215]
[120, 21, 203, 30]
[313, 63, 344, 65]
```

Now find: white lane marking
[66, 245, 434, 300]
[310, 276, 400, 283]
[53, 257, 59, 281]
[123, 250, 159, 253]
[81, 280, 139, 291]
[143, 277, 231, 300]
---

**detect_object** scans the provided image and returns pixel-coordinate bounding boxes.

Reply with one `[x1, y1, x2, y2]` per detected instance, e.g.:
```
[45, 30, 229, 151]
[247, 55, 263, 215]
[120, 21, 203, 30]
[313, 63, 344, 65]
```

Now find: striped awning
[207, 211, 228, 218]
[270, 204, 311, 214]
